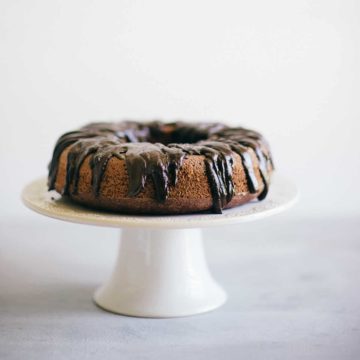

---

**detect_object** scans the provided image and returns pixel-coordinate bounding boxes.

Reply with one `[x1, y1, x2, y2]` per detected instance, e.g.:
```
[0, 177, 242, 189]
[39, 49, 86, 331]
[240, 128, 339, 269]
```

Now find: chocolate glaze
[48, 121, 273, 213]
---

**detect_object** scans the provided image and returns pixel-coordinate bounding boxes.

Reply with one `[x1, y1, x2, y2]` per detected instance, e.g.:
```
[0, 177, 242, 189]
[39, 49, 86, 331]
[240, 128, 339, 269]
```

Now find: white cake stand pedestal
[22, 173, 298, 318]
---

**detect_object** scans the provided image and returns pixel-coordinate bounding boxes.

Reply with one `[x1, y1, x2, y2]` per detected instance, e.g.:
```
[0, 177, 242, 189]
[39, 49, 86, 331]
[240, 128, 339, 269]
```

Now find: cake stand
[22, 173, 298, 318]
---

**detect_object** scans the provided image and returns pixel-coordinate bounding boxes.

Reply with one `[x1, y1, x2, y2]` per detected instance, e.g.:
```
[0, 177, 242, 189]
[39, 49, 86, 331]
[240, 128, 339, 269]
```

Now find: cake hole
[148, 123, 209, 145]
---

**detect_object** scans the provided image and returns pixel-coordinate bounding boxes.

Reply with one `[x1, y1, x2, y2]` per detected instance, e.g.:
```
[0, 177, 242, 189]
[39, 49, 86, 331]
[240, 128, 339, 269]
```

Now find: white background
[1, 0, 359, 219]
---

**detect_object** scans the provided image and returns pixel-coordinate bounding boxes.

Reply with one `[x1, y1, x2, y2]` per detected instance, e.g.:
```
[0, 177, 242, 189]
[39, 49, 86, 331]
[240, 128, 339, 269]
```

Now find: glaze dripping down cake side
[48, 121, 274, 214]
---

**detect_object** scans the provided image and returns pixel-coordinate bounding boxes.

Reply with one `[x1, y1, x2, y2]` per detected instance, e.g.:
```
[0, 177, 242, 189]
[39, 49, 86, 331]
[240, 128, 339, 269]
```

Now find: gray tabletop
[1, 214, 359, 359]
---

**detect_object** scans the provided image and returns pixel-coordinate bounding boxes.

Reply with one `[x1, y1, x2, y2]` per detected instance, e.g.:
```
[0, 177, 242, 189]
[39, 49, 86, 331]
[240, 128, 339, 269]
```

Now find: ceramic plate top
[22, 173, 298, 229]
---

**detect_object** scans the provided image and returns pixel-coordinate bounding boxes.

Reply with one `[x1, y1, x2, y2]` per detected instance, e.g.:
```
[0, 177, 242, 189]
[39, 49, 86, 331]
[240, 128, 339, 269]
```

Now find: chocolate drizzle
[48, 121, 273, 213]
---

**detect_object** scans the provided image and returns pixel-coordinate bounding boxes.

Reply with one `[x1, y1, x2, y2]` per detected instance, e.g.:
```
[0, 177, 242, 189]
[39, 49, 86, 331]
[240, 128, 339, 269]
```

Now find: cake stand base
[22, 173, 298, 318]
[94, 228, 226, 317]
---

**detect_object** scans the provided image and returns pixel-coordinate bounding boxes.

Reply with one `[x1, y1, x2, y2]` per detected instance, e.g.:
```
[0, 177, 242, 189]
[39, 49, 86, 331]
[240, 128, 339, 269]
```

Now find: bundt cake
[48, 121, 274, 214]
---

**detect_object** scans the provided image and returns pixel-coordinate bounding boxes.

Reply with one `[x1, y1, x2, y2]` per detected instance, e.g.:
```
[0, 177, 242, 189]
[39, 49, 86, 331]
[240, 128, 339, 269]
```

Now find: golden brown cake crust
[49, 121, 273, 214]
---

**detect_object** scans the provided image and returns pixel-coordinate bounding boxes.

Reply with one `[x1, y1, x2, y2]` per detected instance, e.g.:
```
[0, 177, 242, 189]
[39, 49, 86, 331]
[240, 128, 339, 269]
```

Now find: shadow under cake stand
[22, 173, 298, 318]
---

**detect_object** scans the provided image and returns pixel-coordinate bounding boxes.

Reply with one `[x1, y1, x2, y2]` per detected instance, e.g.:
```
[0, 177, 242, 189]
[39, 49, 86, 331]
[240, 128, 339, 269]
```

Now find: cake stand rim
[21, 173, 298, 229]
